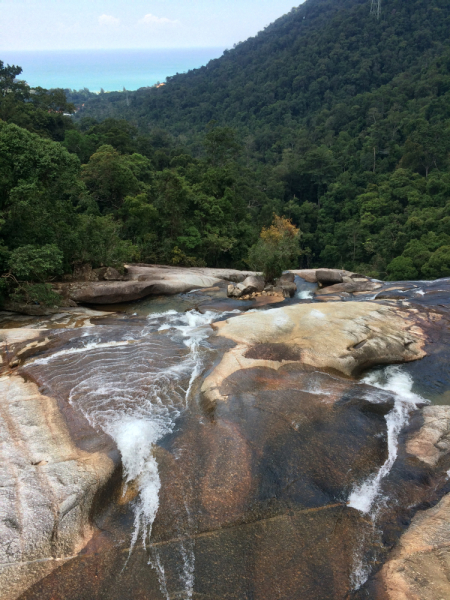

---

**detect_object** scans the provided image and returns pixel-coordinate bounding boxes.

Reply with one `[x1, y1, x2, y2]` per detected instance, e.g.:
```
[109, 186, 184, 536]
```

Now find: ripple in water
[348, 365, 429, 590]
[27, 309, 219, 599]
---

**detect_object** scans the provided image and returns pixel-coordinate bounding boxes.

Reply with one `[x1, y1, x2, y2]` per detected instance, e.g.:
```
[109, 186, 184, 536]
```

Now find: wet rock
[316, 268, 346, 285]
[0, 375, 115, 600]
[277, 272, 296, 284]
[375, 492, 450, 600]
[406, 406, 450, 466]
[202, 302, 426, 404]
[227, 275, 265, 298]
[282, 282, 297, 297]
[376, 290, 410, 300]
[2, 302, 65, 316]
[275, 273, 297, 297]
[227, 283, 244, 298]
[315, 281, 382, 296]
[242, 275, 265, 293]
[56, 265, 261, 304]
[289, 269, 318, 283]
[0, 329, 56, 371]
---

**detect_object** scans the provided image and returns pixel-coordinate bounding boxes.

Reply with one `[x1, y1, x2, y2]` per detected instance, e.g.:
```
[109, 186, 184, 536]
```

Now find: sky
[0, 0, 303, 51]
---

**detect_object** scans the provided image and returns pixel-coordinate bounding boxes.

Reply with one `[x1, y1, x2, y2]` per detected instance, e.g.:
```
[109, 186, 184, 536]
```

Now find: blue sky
[0, 0, 304, 51]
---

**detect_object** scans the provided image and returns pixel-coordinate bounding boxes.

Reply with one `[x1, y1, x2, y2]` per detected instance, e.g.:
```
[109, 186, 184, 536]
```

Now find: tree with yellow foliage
[247, 215, 301, 282]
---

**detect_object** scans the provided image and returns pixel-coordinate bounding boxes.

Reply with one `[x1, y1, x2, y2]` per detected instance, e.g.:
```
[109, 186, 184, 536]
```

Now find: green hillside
[76, 0, 450, 140]
[1, 0, 450, 308]
[72, 0, 450, 280]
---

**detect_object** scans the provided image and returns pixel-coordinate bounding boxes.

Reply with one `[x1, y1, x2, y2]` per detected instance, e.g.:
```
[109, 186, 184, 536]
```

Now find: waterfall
[28, 309, 220, 599]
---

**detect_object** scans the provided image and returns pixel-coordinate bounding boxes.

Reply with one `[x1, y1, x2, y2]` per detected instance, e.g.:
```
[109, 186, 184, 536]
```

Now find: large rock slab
[0, 366, 115, 600]
[124, 264, 259, 285]
[202, 302, 426, 405]
[54, 265, 261, 304]
[376, 492, 450, 600]
[406, 406, 450, 466]
[315, 281, 382, 295]
[289, 269, 319, 283]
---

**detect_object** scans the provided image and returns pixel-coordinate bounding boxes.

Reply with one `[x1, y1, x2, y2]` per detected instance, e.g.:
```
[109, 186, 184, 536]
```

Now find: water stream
[348, 365, 429, 590]
[349, 366, 428, 514]
[9, 275, 450, 600]
[27, 309, 221, 599]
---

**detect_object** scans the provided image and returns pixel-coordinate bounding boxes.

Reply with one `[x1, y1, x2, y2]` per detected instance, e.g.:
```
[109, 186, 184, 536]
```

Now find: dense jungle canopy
[1, 0, 450, 304]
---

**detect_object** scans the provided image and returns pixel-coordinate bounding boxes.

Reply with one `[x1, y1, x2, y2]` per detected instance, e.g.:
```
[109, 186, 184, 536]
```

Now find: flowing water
[348, 366, 430, 590]
[349, 366, 428, 515]
[8, 276, 450, 599]
[25, 309, 221, 599]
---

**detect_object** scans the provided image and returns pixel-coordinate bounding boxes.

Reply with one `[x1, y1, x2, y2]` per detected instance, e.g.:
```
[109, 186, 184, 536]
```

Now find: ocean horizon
[0, 48, 226, 92]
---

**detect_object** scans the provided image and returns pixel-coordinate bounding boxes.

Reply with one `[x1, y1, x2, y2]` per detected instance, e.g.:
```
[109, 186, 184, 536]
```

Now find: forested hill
[75, 0, 450, 139]
[1, 0, 450, 310]
[69, 0, 450, 281]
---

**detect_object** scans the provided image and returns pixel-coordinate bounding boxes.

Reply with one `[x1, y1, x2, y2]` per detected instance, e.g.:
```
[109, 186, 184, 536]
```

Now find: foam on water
[348, 366, 427, 515]
[27, 309, 219, 599]
[348, 365, 429, 591]
[297, 290, 314, 300]
[30, 339, 132, 365]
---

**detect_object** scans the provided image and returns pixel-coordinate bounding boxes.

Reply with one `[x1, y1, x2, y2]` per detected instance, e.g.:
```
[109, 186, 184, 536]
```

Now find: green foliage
[421, 246, 450, 279]
[386, 256, 418, 281]
[10, 283, 62, 307]
[69, 0, 450, 279]
[247, 215, 301, 281]
[171, 247, 206, 268]
[74, 214, 139, 268]
[0, 61, 75, 141]
[8, 244, 63, 281]
[3, 0, 450, 296]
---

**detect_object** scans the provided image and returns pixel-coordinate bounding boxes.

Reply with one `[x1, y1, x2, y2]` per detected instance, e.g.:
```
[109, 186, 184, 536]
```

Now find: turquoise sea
[0, 48, 225, 92]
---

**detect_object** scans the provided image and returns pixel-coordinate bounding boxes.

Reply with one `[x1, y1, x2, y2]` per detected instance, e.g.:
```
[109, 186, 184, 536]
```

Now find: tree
[81, 145, 148, 210]
[0, 60, 23, 97]
[386, 256, 418, 281]
[204, 124, 241, 166]
[247, 215, 301, 281]
[303, 146, 339, 207]
[402, 121, 450, 178]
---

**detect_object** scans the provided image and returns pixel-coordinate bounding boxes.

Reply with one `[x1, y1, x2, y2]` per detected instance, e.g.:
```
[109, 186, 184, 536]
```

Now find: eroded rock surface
[407, 406, 450, 466]
[2, 272, 450, 600]
[0, 375, 115, 600]
[54, 265, 260, 304]
[202, 302, 426, 405]
[375, 492, 450, 600]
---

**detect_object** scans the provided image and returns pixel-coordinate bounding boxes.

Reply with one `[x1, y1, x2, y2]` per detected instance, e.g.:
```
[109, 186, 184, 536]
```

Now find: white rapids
[29, 308, 220, 599]
[348, 366, 428, 515]
[348, 365, 429, 591]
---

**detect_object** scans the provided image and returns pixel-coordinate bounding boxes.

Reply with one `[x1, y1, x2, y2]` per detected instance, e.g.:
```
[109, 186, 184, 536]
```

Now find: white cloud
[138, 14, 180, 26]
[98, 14, 120, 27]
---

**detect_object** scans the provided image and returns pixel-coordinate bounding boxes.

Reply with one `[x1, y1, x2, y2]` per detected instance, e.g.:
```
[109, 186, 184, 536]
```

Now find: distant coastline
[0, 48, 225, 92]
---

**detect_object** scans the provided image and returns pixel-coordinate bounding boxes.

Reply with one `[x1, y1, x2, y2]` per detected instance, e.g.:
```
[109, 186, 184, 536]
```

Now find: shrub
[10, 283, 62, 307]
[247, 215, 301, 282]
[421, 246, 450, 279]
[8, 244, 63, 281]
[386, 256, 419, 281]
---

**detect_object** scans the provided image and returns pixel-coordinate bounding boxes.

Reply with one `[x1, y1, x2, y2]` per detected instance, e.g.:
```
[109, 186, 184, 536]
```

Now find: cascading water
[28, 309, 221, 599]
[293, 275, 317, 300]
[348, 365, 429, 590]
